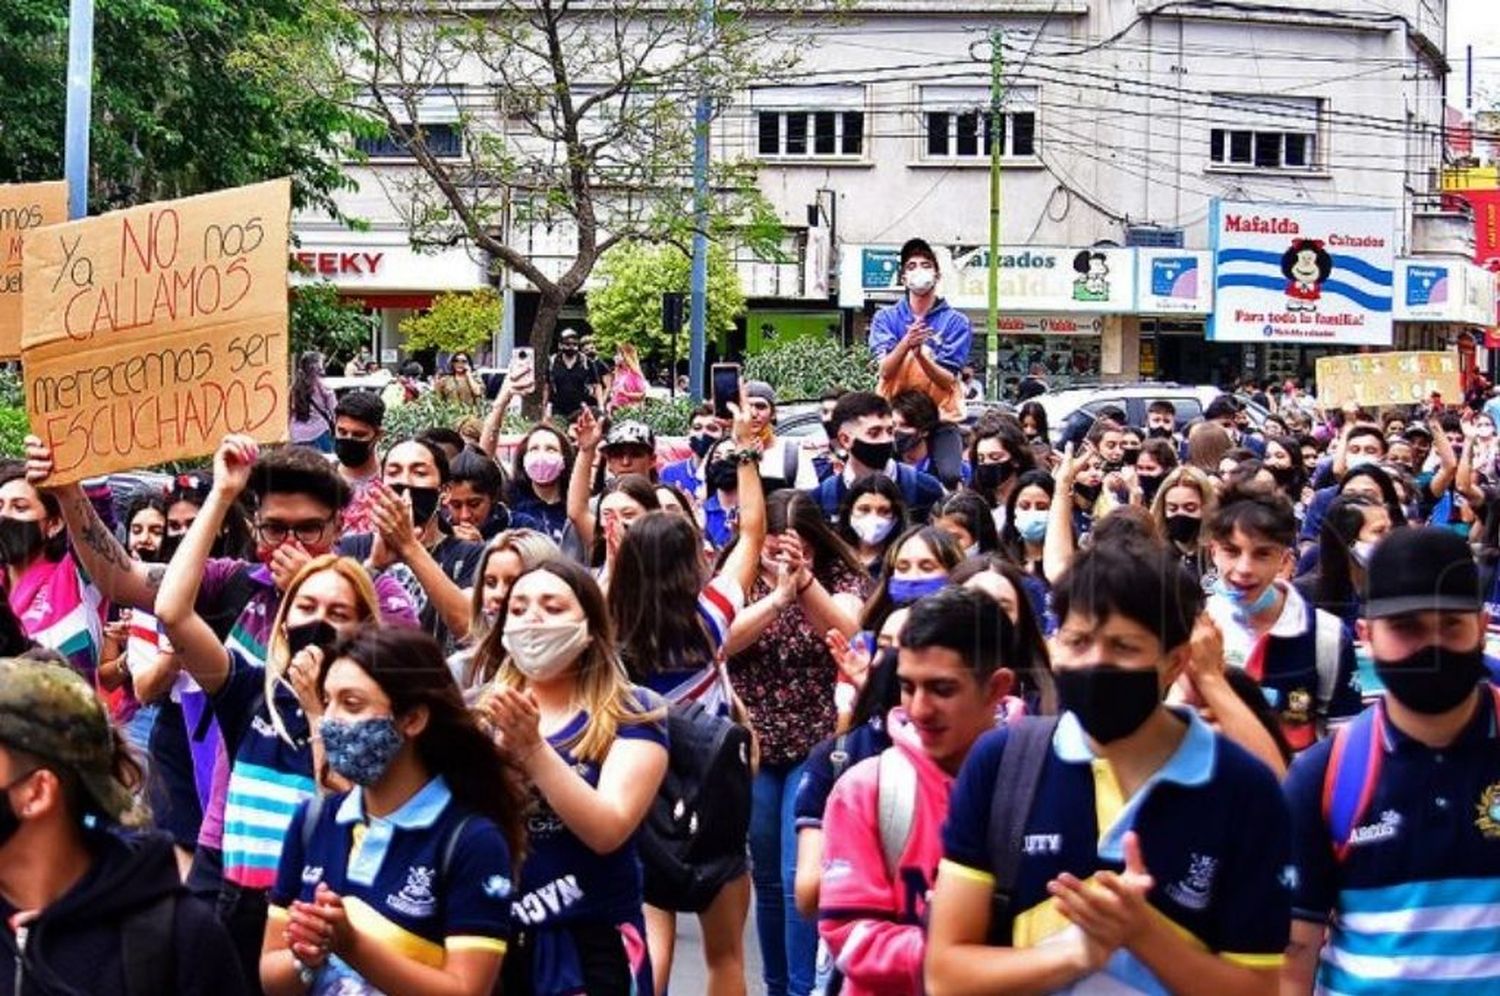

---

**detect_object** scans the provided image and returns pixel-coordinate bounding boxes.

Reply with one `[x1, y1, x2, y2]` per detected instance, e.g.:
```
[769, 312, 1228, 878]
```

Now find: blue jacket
[868, 296, 972, 372]
[807, 464, 945, 525]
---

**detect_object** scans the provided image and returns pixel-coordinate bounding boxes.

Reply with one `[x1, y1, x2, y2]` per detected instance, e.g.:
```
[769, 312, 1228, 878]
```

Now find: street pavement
[664, 906, 768, 993]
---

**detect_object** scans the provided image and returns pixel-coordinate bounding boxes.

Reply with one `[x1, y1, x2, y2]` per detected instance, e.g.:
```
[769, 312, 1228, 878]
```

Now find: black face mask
[1121, 448, 1141, 467]
[1375, 642, 1486, 716]
[286, 619, 341, 659]
[893, 430, 922, 457]
[157, 533, 183, 563]
[1138, 473, 1164, 504]
[0, 518, 46, 565]
[1102, 460, 1124, 474]
[1072, 481, 1102, 506]
[1147, 426, 1175, 439]
[1268, 465, 1299, 489]
[850, 438, 895, 470]
[689, 433, 718, 459]
[1165, 513, 1201, 546]
[334, 437, 374, 469]
[560, 344, 578, 354]
[821, 420, 839, 444]
[389, 483, 442, 524]
[1055, 664, 1162, 744]
[975, 462, 1013, 492]
[707, 460, 740, 495]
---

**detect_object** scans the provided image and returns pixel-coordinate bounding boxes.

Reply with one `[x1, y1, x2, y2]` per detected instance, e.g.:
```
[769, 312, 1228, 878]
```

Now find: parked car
[1033, 383, 1271, 447]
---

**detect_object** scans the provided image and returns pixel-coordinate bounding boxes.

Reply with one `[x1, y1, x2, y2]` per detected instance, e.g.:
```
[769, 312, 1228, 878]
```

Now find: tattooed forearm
[74, 502, 132, 572]
[145, 564, 166, 592]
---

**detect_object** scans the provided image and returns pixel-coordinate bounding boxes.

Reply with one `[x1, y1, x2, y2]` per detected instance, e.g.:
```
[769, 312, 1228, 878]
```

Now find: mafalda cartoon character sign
[1071, 250, 1110, 302]
[1281, 238, 1333, 312]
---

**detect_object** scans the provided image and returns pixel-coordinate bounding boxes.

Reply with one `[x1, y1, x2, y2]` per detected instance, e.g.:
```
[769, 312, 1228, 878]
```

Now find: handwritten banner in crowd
[1314, 351, 1462, 409]
[1, 182, 69, 359]
[22, 179, 291, 484]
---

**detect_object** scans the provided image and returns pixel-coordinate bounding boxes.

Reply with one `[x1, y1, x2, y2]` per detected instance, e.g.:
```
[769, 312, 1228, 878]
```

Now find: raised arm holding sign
[21, 179, 291, 484]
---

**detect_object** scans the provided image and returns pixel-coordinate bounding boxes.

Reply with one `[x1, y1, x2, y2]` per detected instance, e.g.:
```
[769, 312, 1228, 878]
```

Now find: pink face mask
[524, 451, 566, 484]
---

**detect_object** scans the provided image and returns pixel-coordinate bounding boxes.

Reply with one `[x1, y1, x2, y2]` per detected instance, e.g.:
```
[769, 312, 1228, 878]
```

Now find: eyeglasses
[254, 518, 333, 546]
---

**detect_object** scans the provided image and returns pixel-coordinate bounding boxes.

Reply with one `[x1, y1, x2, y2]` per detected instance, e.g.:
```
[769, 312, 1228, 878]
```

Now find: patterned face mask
[319, 716, 403, 786]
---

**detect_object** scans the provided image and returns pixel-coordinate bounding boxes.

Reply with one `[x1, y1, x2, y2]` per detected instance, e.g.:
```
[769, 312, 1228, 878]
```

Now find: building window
[920, 85, 1037, 160]
[756, 109, 864, 158]
[1210, 94, 1321, 171]
[356, 122, 464, 159]
[751, 86, 866, 160]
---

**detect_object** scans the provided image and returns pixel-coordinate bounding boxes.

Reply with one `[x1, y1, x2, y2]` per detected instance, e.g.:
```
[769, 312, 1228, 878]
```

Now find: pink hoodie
[817, 709, 954, 996]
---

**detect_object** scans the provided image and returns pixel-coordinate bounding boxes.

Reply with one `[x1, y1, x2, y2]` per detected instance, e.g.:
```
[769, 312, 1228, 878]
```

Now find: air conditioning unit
[1124, 226, 1185, 248]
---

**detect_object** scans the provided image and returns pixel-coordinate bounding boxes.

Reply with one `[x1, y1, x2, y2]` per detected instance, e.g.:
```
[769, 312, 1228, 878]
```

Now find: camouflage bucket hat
[0, 659, 134, 821]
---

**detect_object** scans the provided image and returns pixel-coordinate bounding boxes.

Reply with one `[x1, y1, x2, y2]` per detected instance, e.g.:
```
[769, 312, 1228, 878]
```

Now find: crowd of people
[0, 236, 1496, 996]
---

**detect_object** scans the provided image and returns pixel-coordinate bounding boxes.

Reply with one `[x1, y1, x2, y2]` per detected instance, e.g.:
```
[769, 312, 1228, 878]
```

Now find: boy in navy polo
[1282, 526, 1500, 995]
[807, 392, 943, 526]
[1205, 481, 1361, 752]
[926, 538, 1292, 996]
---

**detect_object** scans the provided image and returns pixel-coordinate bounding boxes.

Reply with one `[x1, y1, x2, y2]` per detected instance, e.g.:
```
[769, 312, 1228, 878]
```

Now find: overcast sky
[1448, 0, 1500, 109]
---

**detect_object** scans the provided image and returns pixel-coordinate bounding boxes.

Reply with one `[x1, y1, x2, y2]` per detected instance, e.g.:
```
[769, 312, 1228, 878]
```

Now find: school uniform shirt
[1207, 580, 1362, 751]
[510, 696, 665, 994]
[212, 649, 317, 891]
[793, 716, 893, 833]
[661, 457, 706, 501]
[270, 777, 513, 993]
[808, 463, 944, 527]
[637, 575, 743, 713]
[338, 533, 485, 645]
[511, 495, 568, 544]
[818, 713, 956, 995]
[941, 708, 1293, 994]
[1283, 686, 1500, 996]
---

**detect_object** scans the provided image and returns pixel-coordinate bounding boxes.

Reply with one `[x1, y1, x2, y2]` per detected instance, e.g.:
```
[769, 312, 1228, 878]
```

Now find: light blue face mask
[1014, 510, 1049, 543]
[1214, 578, 1278, 617]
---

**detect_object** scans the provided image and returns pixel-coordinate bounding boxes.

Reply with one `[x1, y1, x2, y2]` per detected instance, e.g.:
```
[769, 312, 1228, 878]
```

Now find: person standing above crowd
[868, 239, 970, 490]
[545, 329, 601, 421]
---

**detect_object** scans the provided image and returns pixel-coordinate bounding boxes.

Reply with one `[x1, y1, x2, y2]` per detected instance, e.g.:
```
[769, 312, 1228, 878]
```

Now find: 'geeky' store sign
[1207, 201, 1395, 345]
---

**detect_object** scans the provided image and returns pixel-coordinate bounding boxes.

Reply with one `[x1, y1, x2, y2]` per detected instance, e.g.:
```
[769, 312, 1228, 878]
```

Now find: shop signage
[0, 181, 68, 359]
[992, 314, 1104, 336]
[1208, 201, 1395, 346]
[290, 250, 385, 277]
[1135, 249, 1214, 314]
[1314, 351, 1461, 409]
[840, 244, 1136, 313]
[1395, 259, 1497, 326]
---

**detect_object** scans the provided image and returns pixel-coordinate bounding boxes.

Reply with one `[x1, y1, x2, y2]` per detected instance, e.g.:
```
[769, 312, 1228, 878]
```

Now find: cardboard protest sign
[22, 179, 291, 484]
[1314, 351, 1461, 409]
[1, 182, 69, 359]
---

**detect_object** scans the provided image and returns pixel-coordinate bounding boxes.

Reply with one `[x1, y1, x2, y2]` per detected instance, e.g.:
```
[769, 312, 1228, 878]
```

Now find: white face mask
[501, 620, 591, 681]
[850, 515, 895, 546]
[1345, 453, 1376, 471]
[1351, 539, 1377, 568]
[905, 266, 937, 294]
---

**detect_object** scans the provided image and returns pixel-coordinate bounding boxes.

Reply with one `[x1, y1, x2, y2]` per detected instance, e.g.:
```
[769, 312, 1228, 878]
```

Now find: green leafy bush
[0, 408, 30, 459]
[611, 396, 697, 436]
[743, 336, 876, 401]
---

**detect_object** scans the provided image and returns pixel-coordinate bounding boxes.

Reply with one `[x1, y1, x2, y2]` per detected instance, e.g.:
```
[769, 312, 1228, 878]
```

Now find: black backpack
[636, 698, 753, 914]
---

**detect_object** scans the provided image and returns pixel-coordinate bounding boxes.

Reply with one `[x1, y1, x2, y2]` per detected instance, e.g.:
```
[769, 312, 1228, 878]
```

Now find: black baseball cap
[1364, 526, 1481, 619]
[1402, 423, 1433, 441]
[899, 238, 938, 269]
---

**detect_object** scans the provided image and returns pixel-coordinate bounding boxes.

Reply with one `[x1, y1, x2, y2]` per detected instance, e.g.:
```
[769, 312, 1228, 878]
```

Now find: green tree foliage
[398, 289, 501, 356]
[743, 335, 877, 401]
[0, 0, 366, 216]
[290, 281, 372, 367]
[587, 243, 744, 365]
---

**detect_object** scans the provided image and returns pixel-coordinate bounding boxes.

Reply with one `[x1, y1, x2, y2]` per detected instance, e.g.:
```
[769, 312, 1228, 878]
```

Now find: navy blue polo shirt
[941, 708, 1292, 992]
[270, 777, 512, 987]
[511, 699, 668, 931]
[1282, 685, 1500, 995]
[793, 718, 892, 831]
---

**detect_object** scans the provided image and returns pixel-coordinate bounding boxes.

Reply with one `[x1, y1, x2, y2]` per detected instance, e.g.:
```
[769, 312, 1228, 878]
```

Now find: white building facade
[298, 0, 1474, 387]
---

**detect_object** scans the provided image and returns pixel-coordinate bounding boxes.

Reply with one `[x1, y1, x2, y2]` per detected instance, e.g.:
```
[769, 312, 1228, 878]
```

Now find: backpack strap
[1312, 609, 1343, 719]
[783, 440, 799, 488]
[441, 814, 475, 880]
[829, 733, 852, 781]
[985, 716, 1059, 934]
[121, 893, 177, 996]
[300, 793, 327, 857]
[1321, 704, 1385, 863]
[876, 749, 918, 880]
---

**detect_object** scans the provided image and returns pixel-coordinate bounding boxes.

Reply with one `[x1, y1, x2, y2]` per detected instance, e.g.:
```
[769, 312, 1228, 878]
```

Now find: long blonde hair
[481, 560, 661, 764]
[616, 342, 643, 376]
[461, 529, 562, 688]
[1149, 466, 1219, 555]
[266, 555, 383, 745]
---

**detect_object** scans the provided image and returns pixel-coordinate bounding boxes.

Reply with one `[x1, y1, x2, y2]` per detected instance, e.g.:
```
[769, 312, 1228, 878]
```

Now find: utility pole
[688, 0, 713, 402]
[986, 28, 1003, 399]
[64, 0, 96, 220]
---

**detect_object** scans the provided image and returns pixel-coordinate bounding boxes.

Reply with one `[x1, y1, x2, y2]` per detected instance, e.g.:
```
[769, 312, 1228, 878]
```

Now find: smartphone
[514, 347, 534, 379]
[711, 363, 741, 420]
